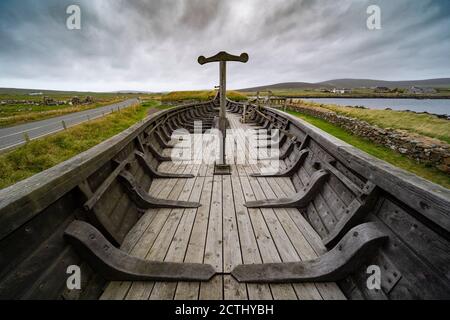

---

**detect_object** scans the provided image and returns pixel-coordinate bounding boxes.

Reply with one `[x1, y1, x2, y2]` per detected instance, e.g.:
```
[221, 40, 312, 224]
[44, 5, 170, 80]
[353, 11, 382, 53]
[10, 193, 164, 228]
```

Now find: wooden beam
[64, 220, 216, 282]
[323, 182, 379, 248]
[244, 169, 329, 208]
[83, 154, 133, 211]
[135, 151, 194, 179]
[118, 170, 201, 209]
[231, 222, 388, 283]
[251, 149, 309, 178]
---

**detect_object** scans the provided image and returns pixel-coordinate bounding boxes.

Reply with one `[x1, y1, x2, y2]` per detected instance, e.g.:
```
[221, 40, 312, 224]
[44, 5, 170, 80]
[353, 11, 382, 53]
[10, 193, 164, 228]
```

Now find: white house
[408, 86, 437, 94]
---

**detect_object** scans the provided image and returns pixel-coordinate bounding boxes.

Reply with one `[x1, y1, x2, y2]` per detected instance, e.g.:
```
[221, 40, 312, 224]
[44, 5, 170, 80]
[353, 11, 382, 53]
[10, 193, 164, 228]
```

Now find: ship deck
[100, 113, 346, 300]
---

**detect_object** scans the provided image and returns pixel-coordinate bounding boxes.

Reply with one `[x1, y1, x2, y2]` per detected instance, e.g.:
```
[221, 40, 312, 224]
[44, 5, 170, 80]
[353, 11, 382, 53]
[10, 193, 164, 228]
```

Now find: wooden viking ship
[0, 53, 449, 300]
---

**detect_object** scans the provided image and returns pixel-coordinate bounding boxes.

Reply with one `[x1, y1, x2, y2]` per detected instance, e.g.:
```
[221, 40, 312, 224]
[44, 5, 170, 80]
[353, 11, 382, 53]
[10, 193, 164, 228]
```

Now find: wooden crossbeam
[134, 151, 194, 179]
[118, 170, 201, 209]
[231, 222, 388, 283]
[244, 169, 329, 208]
[251, 149, 309, 178]
[146, 141, 171, 162]
[64, 221, 215, 282]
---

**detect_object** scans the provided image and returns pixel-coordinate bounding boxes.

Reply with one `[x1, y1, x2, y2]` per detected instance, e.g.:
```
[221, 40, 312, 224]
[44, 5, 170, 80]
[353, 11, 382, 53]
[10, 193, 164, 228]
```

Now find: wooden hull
[0, 98, 448, 300]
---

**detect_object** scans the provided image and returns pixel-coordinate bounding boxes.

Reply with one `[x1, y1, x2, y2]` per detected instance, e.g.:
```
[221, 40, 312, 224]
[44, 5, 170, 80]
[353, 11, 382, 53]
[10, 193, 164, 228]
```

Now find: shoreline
[299, 98, 450, 119]
[267, 95, 450, 99]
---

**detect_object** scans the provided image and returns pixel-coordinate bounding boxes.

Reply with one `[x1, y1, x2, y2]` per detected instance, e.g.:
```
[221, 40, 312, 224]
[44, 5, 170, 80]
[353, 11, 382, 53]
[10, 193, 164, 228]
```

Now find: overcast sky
[0, 0, 449, 92]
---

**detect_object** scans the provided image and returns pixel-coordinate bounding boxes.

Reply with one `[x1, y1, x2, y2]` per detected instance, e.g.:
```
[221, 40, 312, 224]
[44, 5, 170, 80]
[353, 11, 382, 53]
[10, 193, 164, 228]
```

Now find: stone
[290, 102, 450, 174]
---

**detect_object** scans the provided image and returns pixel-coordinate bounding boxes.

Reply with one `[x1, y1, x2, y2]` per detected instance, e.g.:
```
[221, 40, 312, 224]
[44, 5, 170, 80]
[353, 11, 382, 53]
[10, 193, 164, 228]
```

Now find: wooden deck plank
[257, 177, 323, 300]
[241, 176, 298, 300]
[272, 177, 347, 300]
[123, 173, 194, 300]
[99, 161, 179, 300]
[100, 167, 186, 300]
[222, 175, 247, 300]
[231, 176, 272, 300]
[149, 177, 205, 300]
[174, 176, 213, 300]
[222, 176, 243, 273]
[131, 163, 196, 300]
[120, 178, 173, 254]
[199, 175, 223, 300]
[101, 112, 346, 301]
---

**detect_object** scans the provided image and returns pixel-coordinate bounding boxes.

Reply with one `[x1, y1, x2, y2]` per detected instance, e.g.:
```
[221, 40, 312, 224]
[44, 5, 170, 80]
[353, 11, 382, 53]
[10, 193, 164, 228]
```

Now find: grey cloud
[0, 0, 449, 91]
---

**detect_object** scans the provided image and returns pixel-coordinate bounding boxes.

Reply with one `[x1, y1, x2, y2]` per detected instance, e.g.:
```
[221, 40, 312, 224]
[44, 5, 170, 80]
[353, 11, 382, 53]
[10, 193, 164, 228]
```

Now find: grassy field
[287, 110, 450, 188]
[161, 90, 247, 103]
[296, 100, 450, 144]
[0, 90, 156, 127]
[1, 95, 447, 189]
[0, 100, 159, 190]
[142, 100, 173, 110]
[0, 99, 123, 127]
[242, 87, 450, 98]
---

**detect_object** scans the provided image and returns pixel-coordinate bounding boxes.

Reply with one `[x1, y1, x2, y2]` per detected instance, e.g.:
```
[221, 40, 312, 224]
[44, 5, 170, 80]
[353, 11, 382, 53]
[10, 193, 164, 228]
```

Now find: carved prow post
[198, 51, 249, 175]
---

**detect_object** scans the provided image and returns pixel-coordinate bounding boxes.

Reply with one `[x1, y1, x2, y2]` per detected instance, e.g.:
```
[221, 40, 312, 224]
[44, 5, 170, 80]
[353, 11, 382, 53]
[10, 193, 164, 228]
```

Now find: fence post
[23, 132, 30, 143]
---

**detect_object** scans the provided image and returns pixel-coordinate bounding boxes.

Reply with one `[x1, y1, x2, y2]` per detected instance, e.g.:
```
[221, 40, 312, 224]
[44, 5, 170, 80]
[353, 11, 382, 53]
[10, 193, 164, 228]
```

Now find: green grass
[0, 99, 125, 127]
[0, 92, 157, 127]
[143, 101, 173, 110]
[287, 110, 450, 189]
[2, 97, 447, 190]
[243, 87, 450, 98]
[299, 101, 450, 144]
[161, 90, 247, 103]
[0, 100, 159, 190]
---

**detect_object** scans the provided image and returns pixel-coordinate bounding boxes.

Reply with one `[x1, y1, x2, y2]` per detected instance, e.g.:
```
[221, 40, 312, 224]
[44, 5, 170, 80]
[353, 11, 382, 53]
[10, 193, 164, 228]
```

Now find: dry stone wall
[285, 103, 450, 174]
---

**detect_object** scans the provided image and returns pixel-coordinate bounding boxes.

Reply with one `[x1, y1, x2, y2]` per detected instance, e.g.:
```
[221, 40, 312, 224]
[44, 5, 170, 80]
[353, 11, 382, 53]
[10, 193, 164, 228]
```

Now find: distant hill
[238, 82, 328, 92]
[113, 90, 155, 94]
[0, 88, 154, 95]
[0, 87, 102, 94]
[239, 78, 450, 91]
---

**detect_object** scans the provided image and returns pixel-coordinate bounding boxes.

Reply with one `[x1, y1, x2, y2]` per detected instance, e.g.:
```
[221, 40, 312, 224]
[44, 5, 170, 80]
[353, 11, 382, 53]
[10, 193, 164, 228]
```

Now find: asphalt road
[0, 98, 139, 152]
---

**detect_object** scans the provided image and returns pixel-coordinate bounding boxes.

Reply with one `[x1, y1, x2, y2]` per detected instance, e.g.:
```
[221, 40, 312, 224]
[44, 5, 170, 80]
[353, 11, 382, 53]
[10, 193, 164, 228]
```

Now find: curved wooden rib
[245, 169, 329, 208]
[146, 142, 171, 162]
[231, 222, 388, 283]
[118, 171, 201, 208]
[135, 151, 194, 179]
[323, 182, 378, 249]
[259, 139, 297, 161]
[154, 131, 173, 149]
[65, 221, 215, 282]
[251, 149, 309, 178]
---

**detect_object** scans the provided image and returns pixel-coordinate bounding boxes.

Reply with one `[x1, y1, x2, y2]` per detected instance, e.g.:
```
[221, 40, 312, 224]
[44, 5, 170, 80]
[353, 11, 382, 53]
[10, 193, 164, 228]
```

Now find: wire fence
[0, 99, 138, 153]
